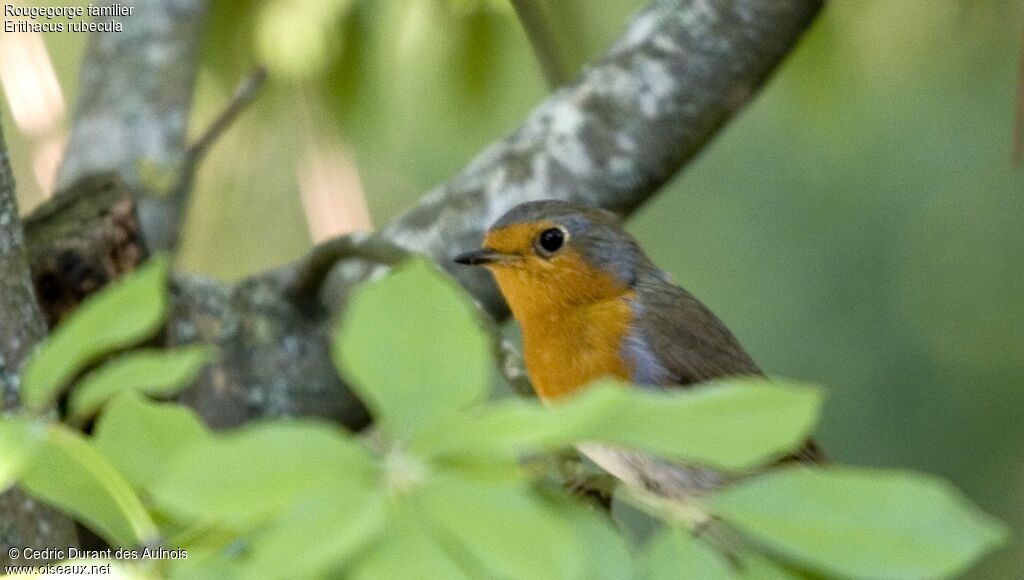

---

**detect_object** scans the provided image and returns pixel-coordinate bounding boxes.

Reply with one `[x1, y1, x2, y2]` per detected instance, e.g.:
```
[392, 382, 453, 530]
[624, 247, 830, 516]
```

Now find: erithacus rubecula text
[455, 200, 822, 499]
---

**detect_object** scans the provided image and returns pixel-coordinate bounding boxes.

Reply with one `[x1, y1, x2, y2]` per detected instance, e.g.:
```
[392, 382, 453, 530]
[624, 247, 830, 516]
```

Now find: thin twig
[281, 234, 408, 306]
[510, 0, 568, 88]
[162, 66, 269, 248]
[186, 66, 269, 170]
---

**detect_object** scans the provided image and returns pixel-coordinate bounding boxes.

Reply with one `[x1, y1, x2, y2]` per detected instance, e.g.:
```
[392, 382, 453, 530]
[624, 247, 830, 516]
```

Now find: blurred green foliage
[2, 0, 1022, 575]
[20, 257, 171, 411]
[0, 255, 1008, 578]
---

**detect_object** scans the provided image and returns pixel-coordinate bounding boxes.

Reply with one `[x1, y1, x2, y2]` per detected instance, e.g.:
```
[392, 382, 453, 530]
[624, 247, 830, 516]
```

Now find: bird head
[454, 200, 648, 317]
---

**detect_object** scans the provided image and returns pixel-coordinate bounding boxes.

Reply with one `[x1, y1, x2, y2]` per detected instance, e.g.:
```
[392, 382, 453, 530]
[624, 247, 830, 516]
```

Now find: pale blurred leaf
[334, 259, 492, 441]
[348, 501, 470, 580]
[256, 0, 354, 79]
[419, 378, 822, 471]
[152, 421, 376, 526]
[21, 256, 170, 411]
[242, 487, 386, 579]
[708, 467, 1010, 579]
[547, 492, 635, 580]
[417, 475, 579, 579]
[0, 416, 44, 492]
[69, 346, 214, 423]
[639, 527, 734, 580]
[20, 424, 158, 546]
[93, 393, 211, 490]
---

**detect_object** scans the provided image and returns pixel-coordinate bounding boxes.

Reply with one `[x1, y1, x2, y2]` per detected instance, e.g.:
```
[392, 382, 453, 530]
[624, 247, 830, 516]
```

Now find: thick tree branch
[56, 0, 208, 252]
[0, 120, 79, 567]
[0, 126, 46, 407]
[371, 0, 823, 318]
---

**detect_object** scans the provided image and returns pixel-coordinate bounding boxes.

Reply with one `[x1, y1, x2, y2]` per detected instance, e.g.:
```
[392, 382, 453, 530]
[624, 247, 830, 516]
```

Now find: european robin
[454, 200, 823, 499]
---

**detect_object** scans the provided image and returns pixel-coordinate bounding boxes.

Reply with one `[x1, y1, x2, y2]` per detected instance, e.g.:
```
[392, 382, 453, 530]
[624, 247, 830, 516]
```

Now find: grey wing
[625, 279, 762, 388]
[626, 277, 828, 464]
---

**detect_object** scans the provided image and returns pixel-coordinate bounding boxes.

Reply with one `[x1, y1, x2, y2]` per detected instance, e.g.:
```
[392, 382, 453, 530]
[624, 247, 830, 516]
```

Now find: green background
[4, 1, 1022, 576]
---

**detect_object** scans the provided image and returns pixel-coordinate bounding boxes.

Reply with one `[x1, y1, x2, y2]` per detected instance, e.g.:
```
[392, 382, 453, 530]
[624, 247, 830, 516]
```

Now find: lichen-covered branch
[166, 272, 373, 431]
[56, 0, 208, 252]
[376, 0, 823, 317]
[0, 119, 79, 569]
[0, 125, 46, 407]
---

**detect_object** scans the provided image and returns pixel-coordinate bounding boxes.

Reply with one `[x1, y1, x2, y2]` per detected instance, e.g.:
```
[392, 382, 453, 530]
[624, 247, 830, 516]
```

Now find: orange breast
[519, 292, 635, 400]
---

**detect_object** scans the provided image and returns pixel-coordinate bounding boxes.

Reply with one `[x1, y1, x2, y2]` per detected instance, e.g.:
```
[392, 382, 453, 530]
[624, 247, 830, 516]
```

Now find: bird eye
[536, 227, 566, 256]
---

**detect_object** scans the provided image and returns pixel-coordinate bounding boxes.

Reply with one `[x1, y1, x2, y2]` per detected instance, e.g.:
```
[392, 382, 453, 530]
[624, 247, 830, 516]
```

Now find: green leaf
[256, 0, 355, 79]
[20, 424, 158, 546]
[0, 416, 45, 492]
[152, 420, 377, 526]
[419, 378, 822, 471]
[69, 346, 214, 423]
[639, 527, 807, 580]
[707, 467, 1011, 579]
[733, 552, 811, 580]
[585, 379, 822, 470]
[417, 475, 579, 579]
[334, 259, 492, 440]
[167, 548, 246, 580]
[242, 487, 386, 579]
[93, 393, 211, 490]
[548, 493, 635, 580]
[611, 486, 663, 547]
[639, 527, 734, 580]
[21, 256, 171, 411]
[349, 500, 470, 580]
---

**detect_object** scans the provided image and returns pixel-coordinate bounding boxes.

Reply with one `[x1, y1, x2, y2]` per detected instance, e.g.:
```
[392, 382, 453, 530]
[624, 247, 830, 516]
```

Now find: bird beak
[453, 248, 505, 266]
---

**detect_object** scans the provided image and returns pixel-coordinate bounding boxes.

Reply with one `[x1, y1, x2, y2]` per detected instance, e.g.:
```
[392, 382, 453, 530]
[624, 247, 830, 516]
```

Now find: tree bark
[374, 0, 825, 317]
[56, 0, 207, 252]
[0, 120, 79, 568]
[0, 126, 46, 407]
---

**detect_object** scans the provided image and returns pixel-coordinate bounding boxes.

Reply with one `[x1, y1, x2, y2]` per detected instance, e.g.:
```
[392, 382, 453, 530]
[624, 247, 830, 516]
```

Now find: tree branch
[372, 0, 824, 318]
[0, 126, 46, 407]
[0, 118, 79, 569]
[56, 0, 208, 253]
